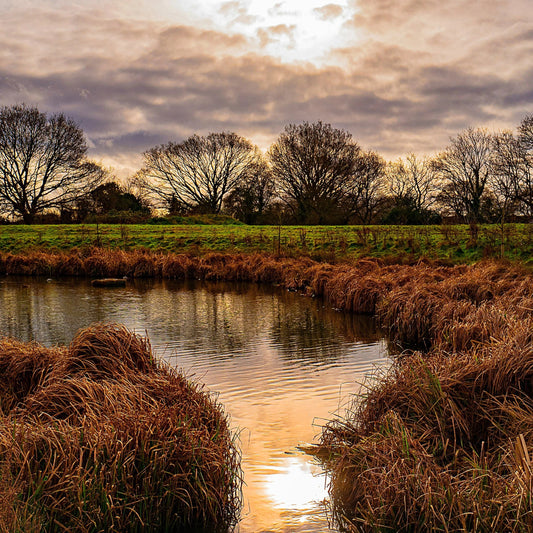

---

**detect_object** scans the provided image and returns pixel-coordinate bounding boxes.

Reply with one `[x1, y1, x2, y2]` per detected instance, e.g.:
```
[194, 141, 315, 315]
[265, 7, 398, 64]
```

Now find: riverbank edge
[0, 248, 529, 350]
[0, 323, 242, 532]
[2, 248, 533, 531]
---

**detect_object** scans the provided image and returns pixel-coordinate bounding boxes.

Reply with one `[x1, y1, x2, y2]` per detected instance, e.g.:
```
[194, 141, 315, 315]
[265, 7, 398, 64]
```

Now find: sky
[1, 0, 532, 177]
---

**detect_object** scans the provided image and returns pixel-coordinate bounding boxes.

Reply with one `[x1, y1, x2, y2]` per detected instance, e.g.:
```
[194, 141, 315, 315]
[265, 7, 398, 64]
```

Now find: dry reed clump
[0, 324, 241, 532]
[81, 248, 138, 278]
[367, 261, 533, 351]
[434, 300, 515, 352]
[0, 252, 57, 276]
[250, 256, 287, 284]
[321, 322, 533, 532]
[54, 250, 87, 276]
[344, 275, 390, 315]
[320, 268, 387, 314]
[376, 285, 452, 349]
[160, 253, 195, 279]
[278, 259, 319, 292]
[130, 252, 159, 278]
[0, 338, 61, 413]
[196, 253, 232, 281]
[306, 262, 341, 296]
[64, 323, 155, 378]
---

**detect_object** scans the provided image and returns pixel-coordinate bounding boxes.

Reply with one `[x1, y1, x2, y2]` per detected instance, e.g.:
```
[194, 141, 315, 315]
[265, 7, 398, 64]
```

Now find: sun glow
[172, 0, 357, 63]
[264, 456, 328, 509]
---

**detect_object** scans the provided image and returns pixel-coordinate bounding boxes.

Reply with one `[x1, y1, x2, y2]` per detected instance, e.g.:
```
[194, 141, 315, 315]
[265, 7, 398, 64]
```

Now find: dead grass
[3, 250, 533, 530]
[321, 320, 533, 531]
[0, 324, 241, 532]
[1, 251, 532, 353]
[320, 266, 533, 531]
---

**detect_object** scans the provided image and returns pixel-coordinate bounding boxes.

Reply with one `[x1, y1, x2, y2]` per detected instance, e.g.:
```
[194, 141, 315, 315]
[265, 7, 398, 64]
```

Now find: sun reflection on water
[264, 456, 327, 510]
[0, 277, 389, 532]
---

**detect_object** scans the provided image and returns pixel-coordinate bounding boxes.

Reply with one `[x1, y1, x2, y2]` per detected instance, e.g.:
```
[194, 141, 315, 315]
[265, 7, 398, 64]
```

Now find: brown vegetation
[315, 260, 533, 530]
[0, 324, 241, 532]
[321, 320, 533, 531]
[0, 249, 531, 352]
[3, 249, 533, 530]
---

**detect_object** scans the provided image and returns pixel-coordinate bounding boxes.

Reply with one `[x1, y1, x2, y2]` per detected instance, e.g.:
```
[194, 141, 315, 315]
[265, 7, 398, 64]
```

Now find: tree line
[0, 104, 532, 225]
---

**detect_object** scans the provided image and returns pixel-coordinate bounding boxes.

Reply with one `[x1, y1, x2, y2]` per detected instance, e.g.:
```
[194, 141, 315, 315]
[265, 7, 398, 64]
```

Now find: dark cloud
[0, 0, 531, 177]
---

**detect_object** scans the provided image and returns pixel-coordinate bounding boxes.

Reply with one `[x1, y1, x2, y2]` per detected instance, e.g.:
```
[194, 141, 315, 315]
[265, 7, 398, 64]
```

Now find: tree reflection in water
[0, 276, 389, 533]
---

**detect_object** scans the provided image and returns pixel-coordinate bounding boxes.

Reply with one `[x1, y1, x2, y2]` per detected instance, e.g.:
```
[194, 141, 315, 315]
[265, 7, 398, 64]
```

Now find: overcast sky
[1, 0, 532, 176]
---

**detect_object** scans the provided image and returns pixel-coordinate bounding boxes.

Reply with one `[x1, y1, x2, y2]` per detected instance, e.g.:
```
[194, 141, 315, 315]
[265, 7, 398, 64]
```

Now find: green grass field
[1, 223, 533, 262]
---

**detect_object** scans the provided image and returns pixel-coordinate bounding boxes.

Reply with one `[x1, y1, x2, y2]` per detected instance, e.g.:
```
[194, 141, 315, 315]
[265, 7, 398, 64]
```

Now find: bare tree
[432, 128, 494, 222]
[141, 132, 262, 214]
[346, 150, 386, 224]
[388, 153, 437, 211]
[388, 159, 411, 202]
[491, 131, 528, 219]
[268, 121, 361, 224]
[224, 160, 275, 224]
[0, 104, 104, 223]
[519, 114, 533, 151]
[516, 115, 533, 216]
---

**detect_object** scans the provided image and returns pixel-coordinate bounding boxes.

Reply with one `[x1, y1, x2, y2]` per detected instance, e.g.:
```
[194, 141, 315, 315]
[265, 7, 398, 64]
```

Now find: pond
[0, 276, 389, 532]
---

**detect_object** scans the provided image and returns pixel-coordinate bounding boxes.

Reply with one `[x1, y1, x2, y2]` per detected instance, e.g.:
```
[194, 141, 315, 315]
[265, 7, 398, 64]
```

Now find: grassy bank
[1, 223, 533, 262]
[321, 329, 533, 532]
[322, 332, 533, 531]
[0, 324, 241, 532]
[1, 249, 531, 353]
[2, 248, 533, 530]
[317, 261, 533, 531]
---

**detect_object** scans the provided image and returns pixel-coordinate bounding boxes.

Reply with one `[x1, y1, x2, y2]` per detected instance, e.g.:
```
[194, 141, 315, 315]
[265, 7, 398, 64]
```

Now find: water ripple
[0, 276, 390, 533]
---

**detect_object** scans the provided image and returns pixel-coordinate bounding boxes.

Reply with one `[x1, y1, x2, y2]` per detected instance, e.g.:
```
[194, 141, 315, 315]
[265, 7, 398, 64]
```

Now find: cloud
[0, 0, 531, 178]
[348, 0, 532, 72]
[256, 24, 297, 48]
[218, 1, 243, 16]
[313, 4, 344, 21]
[268, 3, 293, 18]
[218, 1, 257, 25]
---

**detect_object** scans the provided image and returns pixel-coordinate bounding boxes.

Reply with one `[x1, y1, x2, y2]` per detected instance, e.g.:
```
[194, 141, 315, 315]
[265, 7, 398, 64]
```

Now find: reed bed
[320, 320, 533, 532]
[3, 249, 533, 531]
[0, 324, 241, 532]
[313, 258, 533, 530]
[1, 250, 532, 352]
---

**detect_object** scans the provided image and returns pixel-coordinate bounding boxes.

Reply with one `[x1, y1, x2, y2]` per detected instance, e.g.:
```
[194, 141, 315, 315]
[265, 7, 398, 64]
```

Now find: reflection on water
[0, 276, 389, 532]
[265, 457, 327, 508]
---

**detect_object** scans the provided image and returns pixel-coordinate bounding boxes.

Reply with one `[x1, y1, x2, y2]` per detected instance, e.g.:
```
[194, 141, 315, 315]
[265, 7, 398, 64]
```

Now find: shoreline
[1, 248, 533, 530]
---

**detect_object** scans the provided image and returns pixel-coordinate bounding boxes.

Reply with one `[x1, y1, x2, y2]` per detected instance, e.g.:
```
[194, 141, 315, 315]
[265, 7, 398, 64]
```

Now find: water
[0, 276, 389, 532]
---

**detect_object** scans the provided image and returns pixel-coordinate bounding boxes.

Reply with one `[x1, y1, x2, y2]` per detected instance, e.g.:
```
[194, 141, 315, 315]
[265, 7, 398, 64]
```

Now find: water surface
[0, 277, 389, 532]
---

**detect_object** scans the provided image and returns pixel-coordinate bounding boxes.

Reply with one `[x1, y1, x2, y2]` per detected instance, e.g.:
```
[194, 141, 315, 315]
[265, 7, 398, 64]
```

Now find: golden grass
[319, 268, 533, 531]
[0, 324, 241, 532]
[3, 249, 533, 530]
[321, 334, 533, 530]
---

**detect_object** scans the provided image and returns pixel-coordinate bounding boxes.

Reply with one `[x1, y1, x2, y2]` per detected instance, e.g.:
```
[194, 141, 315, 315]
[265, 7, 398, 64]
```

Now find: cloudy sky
[1, 0, 532, 176]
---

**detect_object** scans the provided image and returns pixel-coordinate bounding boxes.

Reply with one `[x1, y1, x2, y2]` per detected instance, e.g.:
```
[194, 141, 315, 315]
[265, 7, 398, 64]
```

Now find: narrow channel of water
[0, 276, 390, 532]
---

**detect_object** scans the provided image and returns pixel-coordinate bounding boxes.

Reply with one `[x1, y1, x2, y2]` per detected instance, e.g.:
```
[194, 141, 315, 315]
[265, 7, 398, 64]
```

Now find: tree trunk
[22, 211, 35, 224]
